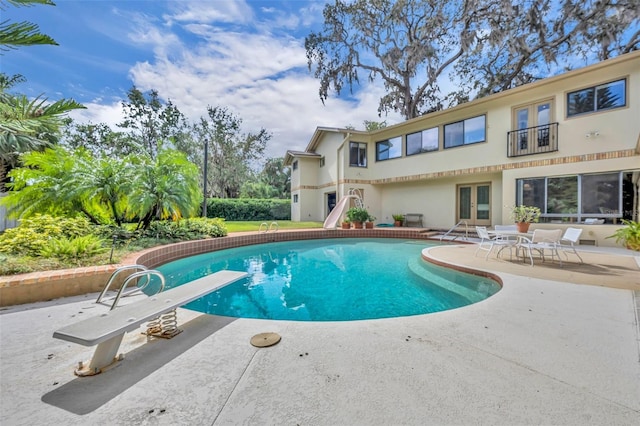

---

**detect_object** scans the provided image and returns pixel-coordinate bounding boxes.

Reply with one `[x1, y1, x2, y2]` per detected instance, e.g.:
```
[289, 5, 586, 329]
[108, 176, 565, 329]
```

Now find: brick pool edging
[0, 228, 438, 307]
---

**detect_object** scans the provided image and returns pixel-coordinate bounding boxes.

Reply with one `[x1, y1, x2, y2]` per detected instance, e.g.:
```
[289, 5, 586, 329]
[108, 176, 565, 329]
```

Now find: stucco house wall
[285, 52, 640, 246]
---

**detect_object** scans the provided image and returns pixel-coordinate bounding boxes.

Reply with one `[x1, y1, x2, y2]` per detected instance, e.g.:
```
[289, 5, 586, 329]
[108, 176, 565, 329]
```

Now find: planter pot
[394, 221, 403, 227]
[365, 222, 374, 229]
[352, 221, 363, 229]
[341, 222, 351, 229]
[516, 222, 531, 233]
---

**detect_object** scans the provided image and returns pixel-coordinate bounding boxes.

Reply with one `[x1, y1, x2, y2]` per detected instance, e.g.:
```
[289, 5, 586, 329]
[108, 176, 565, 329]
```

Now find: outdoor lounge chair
[475, 226, 515, 260]
[559, 227, 584, 263]
[516, 229, 563, 266]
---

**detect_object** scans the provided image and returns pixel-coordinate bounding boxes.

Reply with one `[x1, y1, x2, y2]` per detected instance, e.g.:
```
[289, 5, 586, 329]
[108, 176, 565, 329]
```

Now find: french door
[458, 183, 491, 226]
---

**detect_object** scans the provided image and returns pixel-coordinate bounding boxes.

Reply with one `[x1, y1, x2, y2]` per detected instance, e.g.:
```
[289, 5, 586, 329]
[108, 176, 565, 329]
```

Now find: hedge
[205, 198, 291, 221]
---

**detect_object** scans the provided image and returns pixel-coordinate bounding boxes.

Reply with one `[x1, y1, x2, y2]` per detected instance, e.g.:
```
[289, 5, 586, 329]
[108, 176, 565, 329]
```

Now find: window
[349, 142, 367, 167]
[292, 160, 298, 170]
[319, 157, 325, 167]
[376, 136, 402, 161]
[512, 100, 553, 150]
[406, 127, 439, 155]
[444, 115, 486, 148]
[293, 194, 298, 203]
[516, 171, 632, 222]
[567, 79, 626, 117]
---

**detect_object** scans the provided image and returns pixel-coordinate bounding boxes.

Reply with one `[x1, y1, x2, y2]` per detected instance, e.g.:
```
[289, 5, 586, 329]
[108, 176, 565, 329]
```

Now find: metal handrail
[96, 264, 150, 304]
[439, 220, 469, 242]
[259, 222, 279, 233]
[110, 270, 165, 310]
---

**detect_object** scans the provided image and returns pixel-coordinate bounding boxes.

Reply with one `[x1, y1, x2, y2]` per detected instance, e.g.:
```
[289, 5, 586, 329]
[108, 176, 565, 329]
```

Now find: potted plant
[346, 207, 370, 229]
[510, 205, 541, 232]
[607, 220, 640, 251]
[392, 214, 404, 227]
[341, 218, 351, 229]
[365, 214, 376, 229]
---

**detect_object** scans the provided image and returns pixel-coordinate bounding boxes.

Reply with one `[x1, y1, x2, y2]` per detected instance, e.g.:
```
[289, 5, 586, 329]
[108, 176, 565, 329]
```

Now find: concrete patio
[1, 243, 639, 425]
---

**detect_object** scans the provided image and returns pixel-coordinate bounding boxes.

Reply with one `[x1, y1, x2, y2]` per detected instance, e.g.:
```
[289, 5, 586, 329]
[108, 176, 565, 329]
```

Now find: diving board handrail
[110, 270, 165, 310]
[96, 264, 153, 305]
[439, 220, 469, 242]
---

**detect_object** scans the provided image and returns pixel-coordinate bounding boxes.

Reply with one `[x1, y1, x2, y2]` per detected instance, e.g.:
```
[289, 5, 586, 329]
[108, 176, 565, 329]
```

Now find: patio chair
[475, 226, 515, 260]
[516, 229, 563, 266]
[559, 227, 584, 263]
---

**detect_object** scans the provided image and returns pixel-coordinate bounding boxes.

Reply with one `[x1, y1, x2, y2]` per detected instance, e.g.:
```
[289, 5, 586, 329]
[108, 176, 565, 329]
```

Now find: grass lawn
[225, 220, 323, 232]
[0, 221, 323, 276]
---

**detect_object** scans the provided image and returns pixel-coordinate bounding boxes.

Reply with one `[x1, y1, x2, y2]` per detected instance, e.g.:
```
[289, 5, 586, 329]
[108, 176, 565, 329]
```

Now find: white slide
[323, 195, 357, 229]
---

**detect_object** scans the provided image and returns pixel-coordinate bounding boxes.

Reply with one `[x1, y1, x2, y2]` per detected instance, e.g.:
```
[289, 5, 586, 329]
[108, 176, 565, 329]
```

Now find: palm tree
[0, 0, 58, 52]
[0, 83, 85, 191]
[128, 150, 202, 230]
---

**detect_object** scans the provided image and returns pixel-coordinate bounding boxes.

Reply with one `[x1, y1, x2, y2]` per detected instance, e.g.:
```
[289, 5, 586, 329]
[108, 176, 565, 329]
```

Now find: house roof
[283, 150, 322, 166]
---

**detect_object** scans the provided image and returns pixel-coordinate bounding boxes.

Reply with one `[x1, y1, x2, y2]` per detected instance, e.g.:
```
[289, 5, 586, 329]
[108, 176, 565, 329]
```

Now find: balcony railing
[507, 122, 558, 157]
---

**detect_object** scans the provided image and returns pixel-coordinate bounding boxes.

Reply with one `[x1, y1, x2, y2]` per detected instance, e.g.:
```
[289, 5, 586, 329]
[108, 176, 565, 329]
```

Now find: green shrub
[205, 198, 290, 221]
[143, 218, 227, 240]
[39, 235, 108, 262]
[0, 214, 95, 256]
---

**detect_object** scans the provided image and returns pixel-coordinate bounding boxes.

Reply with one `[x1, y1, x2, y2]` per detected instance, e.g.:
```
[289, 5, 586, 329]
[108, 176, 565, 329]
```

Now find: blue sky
[5, 0, 403, 158]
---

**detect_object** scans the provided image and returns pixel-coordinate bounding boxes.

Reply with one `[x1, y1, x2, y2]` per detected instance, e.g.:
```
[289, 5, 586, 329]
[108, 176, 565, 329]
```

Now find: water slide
[323, 195, 358, 229]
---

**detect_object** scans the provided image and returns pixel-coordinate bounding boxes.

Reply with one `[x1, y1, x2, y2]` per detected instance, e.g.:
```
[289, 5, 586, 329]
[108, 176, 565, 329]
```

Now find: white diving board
[53, 270, 247, 376]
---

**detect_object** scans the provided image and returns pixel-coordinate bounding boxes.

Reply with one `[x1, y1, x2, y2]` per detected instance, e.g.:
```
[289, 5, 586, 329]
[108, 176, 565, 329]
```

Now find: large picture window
[376, 136, 402, 161]
[516, 171, 635, 222]
[567, 79, 626, 117]
[444, 115, 486, 148]
[406, 127, 438, 155]
[349, 142, 367, 167]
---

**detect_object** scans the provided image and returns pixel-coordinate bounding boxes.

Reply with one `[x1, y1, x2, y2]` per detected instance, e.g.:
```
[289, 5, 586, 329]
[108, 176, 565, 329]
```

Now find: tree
[0, 77, 85, 190]
[61, 120, 137, 158]
[306, 0, 639, 119]
[259, 157, 290, 199]
[306, 0, 484, 119]
[0, 0, 58, 51]
[127, 149, 202, 230]
[118, 86, 191, 159]
[194, 106, 271, 199]
[456, 0, 640, 98]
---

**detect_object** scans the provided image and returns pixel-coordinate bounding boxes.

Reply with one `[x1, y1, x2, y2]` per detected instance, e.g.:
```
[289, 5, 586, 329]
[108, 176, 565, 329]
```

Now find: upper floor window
[376, 136, 402, 161]
[444, 115, 486, 149]
[567, 79, 626, 117]
[406, 127, 439, 155]
[292, 160, 298, 170]
[319, 156, 325, 167]
[349, 142, 367, 167]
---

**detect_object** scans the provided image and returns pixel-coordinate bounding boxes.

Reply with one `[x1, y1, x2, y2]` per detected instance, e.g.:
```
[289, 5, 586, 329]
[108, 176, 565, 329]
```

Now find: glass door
[458, 183, 491, 226]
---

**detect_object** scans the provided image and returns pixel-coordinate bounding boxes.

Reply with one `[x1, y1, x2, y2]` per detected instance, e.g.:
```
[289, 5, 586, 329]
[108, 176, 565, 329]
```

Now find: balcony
[507, 123, 558, 157]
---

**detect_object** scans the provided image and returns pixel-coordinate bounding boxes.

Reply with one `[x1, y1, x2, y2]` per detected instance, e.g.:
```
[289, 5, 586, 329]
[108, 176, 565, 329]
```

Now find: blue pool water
[156, 238, 500, 321]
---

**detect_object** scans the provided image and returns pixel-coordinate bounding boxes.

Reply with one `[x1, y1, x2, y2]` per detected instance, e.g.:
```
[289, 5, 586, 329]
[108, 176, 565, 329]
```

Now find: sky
[4, 0, 404, 159]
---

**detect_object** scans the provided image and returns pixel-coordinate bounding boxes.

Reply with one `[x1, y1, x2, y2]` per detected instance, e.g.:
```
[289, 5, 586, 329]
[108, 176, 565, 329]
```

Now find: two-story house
[285, 51, 640, 247]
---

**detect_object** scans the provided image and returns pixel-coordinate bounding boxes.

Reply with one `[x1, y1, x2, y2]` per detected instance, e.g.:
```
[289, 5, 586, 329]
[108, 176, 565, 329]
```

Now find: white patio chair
[516, 229, 563, 266]
[559, 227, 584, 263]
[475, 226, 515, 260]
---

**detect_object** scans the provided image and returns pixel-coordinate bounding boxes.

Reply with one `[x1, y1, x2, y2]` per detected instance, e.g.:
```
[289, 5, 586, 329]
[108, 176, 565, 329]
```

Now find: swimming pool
[156, 238, 500, 321]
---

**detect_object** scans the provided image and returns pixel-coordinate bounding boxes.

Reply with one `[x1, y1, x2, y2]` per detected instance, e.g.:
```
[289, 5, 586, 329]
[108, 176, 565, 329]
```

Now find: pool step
[406, 257, 483, 303]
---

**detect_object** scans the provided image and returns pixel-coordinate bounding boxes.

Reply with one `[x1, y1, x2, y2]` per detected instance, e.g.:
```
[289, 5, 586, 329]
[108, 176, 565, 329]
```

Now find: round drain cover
[250, 332, 281, 348]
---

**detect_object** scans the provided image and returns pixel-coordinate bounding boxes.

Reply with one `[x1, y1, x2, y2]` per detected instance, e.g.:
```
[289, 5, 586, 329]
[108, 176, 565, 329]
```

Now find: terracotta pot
[516, 222, 530, 233]
[394, 221, 403, 227]
[341, 222, 351, 229]
[365, 222, 374, 229]
[352, 221, 363, 229]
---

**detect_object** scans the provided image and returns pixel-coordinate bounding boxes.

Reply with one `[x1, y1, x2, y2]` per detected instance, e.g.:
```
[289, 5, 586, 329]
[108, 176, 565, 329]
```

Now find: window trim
[443, 114, 486, 149]
[406, 127, 439, 156]
[566, 78, 627, 118]
[375, 136, 403, 161]
[349, 142, 367, 168]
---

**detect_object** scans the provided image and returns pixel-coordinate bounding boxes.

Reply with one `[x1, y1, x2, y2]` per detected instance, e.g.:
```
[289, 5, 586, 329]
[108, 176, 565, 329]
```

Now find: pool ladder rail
[259, 221, 279, 233]
[96, 265, 181, 338]
[96, 265, 166, 311]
